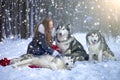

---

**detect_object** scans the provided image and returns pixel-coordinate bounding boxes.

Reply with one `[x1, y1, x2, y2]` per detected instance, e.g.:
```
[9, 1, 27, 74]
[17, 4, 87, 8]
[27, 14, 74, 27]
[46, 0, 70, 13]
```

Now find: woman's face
[49, 21, 54, 31]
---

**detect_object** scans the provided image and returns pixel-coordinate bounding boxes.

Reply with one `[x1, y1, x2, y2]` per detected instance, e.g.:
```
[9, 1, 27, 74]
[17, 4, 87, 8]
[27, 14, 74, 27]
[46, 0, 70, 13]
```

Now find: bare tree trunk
[20, 0, 28, 39]
[0, 0, 2, 41]
[16, 0, 21, 38]
[10, 0, 18, 38]
[26, 0, 30, 38]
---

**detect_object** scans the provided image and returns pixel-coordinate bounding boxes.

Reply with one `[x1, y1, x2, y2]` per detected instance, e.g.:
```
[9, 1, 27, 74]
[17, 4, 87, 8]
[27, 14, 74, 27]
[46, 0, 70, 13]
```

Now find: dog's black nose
[94, 40, 97, 42]
[66, 63, 69, 65]
[59, 33, 62, 36]
[85, 55, 89, 61]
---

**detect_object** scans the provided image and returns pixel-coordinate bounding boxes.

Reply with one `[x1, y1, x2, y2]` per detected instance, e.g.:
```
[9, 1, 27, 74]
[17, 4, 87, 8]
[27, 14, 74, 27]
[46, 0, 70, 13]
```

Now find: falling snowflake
[8, 18, 12, 21]
[94, 22, 100, 26]
[91, 7, 94, 10]
[97, 5, 101, 8]
[84, 20, 87, 23]
[39, 42, 42, 44]
[40, 9, 44, 13]
[30, 45, 33, 48]
[104, 64, 108, 68]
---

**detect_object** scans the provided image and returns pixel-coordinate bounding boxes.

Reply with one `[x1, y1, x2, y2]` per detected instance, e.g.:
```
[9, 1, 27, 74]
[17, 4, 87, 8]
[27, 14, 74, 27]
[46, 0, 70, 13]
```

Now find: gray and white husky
[56, 24, 89, 61]
[86, 30, 115, 62]
[10, 54, 76, 70]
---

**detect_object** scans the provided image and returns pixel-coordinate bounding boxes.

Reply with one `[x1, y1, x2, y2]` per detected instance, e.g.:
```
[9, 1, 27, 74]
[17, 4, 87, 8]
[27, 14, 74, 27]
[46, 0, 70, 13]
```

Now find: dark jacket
[27, 32, 54, 56]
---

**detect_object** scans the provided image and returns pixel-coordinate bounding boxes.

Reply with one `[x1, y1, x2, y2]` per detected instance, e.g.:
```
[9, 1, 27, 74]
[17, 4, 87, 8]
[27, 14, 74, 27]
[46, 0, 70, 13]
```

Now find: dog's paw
[11, 64, 17, 68]
[55, 55, 61, 58]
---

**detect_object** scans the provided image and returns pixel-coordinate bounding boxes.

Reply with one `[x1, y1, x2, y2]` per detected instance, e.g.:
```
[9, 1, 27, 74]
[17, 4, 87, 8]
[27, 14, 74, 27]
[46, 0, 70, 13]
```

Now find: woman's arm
[38, 33, 60, 56]
[38, 33, 54, 55]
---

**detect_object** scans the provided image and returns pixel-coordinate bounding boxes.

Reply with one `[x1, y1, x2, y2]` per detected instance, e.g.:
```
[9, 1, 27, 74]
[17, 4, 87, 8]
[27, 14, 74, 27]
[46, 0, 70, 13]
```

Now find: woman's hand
[52, 50, 60, 56]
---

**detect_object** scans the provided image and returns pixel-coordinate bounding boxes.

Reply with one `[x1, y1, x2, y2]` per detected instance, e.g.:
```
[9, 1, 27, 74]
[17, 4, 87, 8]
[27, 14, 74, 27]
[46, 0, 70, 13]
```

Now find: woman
[27, 17, 59, 56]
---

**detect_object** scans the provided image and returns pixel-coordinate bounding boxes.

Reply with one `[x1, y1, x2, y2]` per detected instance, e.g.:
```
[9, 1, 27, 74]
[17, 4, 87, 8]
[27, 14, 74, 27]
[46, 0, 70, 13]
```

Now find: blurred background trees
[0, 0, 120, 41]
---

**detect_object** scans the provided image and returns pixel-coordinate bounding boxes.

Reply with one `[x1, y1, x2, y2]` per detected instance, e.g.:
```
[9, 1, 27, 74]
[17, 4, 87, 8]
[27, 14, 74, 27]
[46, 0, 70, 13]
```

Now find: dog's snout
[66, 63, 69, 65]
[59, 33, 62, 36]
[94, 40, 97, 42]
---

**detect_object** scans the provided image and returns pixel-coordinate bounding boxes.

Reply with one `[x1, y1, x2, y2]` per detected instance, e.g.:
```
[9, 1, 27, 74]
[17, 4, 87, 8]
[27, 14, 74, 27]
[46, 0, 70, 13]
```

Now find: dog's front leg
[67, 50, 71, 54]
[89, 53, 93, 62]
[98, 51, 102, 62]
[50, 63, 58, 70]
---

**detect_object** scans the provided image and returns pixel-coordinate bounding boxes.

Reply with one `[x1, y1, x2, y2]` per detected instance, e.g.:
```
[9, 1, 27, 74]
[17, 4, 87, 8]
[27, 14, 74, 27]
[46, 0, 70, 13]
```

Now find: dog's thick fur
[10, 54, 76, 70]
[56, 24, 89, 61]
[86, 30, 115, 62]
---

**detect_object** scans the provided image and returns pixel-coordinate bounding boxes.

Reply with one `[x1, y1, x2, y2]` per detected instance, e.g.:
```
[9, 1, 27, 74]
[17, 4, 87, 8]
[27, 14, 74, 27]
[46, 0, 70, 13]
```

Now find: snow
[0, 33, 120, 80]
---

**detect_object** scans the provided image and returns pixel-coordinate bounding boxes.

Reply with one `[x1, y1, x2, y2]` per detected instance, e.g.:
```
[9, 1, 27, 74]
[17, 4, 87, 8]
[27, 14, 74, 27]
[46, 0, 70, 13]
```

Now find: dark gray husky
[56, 24, 89, 61]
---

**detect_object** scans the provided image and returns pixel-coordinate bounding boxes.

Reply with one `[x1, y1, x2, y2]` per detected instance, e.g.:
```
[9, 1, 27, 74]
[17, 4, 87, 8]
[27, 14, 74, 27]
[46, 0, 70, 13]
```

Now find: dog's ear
[56, 25, 61, 30]
[95, 30, 103, 39]
[71, 55, 75, 59]
[66, 24, 71, 29]
[93, 30, 101, 35]
[66, 24, 72, 33]
[71, 56, 78, 63]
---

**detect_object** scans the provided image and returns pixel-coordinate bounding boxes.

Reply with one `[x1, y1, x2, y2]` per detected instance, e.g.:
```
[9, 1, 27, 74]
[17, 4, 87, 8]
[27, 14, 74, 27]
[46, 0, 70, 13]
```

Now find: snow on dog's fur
[10, 54, 76, 70]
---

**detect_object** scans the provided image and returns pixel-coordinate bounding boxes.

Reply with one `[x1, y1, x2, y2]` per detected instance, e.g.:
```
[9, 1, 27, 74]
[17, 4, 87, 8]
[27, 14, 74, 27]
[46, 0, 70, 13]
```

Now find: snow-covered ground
[0, 33, 120, 80]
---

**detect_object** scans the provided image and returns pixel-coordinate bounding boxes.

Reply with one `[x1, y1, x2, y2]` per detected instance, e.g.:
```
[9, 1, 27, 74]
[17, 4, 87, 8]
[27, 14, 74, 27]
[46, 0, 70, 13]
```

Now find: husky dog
[10, 54, 76, 70]
[86, 30, 115, 62]
[56, 24, 89, 61]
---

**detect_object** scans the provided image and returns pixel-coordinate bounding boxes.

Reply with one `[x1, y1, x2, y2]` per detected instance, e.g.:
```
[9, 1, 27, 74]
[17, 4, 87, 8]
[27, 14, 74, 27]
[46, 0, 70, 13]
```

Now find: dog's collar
[57, 37, 74, 44]
[57, 39, 68, 43]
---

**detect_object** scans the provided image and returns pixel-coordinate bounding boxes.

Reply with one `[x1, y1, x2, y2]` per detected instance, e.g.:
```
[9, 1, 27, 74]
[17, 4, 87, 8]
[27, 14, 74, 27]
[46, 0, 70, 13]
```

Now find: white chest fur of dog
[88, 41, 103, 62]
[88, 41, 101, 54]
[57, 42, 70, 53]
[11, 54, 75, 70]
[57, 38, 74, 54]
